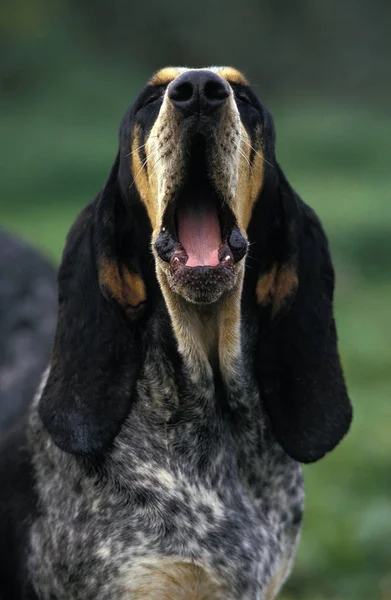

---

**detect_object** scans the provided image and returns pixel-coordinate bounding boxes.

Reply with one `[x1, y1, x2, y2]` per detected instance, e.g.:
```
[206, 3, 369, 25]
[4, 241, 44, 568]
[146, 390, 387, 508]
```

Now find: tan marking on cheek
[99, 259, 146, 308]
[256, 264, 298, 317]
[125, 560, 228, 599]
[149, 67, 181, 86]
[236, 124, 264, 231]
[247, 148, 264, 219]
[234, 125, 252, 231]
[131, 127, 158, 229]
[218, 67, 248, 85]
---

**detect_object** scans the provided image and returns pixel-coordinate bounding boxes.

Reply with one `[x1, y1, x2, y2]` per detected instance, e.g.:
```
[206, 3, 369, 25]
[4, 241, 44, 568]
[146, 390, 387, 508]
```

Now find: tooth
[223, 255, 232, 263]
[162, 227, 166, 232]
[173, 256, 180, 263]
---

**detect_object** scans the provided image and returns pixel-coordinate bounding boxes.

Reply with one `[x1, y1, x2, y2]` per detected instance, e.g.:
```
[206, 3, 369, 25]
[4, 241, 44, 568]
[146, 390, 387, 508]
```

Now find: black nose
[168, 70, 230, 115]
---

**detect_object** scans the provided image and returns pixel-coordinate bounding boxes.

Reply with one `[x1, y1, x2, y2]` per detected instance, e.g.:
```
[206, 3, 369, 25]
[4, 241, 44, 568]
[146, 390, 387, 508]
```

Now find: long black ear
[39, 155, 148, 455]
[253, 166, 352, 463]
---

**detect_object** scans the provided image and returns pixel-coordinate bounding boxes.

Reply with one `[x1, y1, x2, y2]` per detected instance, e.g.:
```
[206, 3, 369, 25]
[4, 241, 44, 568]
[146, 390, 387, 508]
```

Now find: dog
[0, 67, 352, 599]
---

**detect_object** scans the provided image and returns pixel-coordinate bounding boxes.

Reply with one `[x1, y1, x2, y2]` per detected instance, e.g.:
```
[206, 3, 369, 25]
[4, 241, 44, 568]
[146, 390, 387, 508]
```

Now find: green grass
[1, 84, 390, 599]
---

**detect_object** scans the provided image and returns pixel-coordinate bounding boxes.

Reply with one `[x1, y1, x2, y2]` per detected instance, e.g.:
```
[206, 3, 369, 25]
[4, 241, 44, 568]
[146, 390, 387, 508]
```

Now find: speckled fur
[28, 310, 304, 599]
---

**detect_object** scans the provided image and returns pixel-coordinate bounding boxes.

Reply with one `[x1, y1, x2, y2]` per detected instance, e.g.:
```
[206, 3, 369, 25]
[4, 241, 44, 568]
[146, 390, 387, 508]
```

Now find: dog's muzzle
[154, 70, 248, 304]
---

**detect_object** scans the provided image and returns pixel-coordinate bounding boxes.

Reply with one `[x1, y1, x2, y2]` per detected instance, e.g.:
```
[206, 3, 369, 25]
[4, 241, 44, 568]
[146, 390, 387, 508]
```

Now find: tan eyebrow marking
[149, 67, 181, 86]
[218, 67, 248, 85]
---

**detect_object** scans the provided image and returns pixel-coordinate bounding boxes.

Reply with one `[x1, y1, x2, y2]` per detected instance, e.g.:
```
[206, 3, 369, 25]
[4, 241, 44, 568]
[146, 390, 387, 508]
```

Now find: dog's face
[127, 67, 266, 304]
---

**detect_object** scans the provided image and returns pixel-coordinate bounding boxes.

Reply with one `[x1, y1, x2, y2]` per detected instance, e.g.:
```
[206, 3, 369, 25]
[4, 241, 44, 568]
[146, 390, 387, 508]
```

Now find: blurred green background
[1, 1, 390, 598]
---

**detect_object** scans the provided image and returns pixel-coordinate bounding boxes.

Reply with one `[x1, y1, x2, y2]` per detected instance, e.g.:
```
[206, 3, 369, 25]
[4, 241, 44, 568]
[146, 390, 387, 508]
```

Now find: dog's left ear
[252, 166, 352, 463]
[38, 154, 149, 455]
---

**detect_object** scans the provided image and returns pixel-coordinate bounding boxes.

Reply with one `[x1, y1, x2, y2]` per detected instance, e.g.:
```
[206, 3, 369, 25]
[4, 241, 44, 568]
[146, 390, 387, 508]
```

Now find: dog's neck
[157, 268, 245, 384]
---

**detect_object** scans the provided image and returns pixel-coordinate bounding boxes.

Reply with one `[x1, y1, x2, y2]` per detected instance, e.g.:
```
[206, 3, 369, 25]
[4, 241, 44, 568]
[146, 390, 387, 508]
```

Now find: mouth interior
[172, 135, 234, 268]
[176, 186, 221, 268]
[156, 134, 247, 271]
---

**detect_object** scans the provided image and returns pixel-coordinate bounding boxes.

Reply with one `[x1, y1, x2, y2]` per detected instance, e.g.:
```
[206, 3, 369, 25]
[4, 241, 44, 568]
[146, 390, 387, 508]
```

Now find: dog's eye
[234, 89, 252, 105]
[142, 88, 165, 107]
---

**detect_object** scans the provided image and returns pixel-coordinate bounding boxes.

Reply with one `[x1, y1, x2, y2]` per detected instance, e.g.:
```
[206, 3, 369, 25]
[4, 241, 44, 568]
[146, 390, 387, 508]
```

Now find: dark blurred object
[0, 229, 56, 433]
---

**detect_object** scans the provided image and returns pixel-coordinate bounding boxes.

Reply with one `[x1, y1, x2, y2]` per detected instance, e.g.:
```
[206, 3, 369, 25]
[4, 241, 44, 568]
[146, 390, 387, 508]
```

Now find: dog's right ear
[39, 155, 148, 455]
[252, 166, 352, 463]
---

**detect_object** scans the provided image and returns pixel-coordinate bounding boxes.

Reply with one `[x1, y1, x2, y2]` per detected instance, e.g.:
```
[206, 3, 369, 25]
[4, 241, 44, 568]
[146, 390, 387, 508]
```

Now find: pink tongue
[177, 201, 221, 267]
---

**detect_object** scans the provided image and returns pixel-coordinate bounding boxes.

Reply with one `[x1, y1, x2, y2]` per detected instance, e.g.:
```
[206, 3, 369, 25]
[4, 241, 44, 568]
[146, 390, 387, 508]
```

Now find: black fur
[39, 158, 150, 455]
[249, 168, 351, 462]
[241, 96, 352, 462]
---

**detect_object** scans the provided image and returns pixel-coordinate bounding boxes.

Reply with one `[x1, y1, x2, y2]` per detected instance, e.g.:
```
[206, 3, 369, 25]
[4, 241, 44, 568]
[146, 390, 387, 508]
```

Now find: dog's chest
[29, 364, 304, 599]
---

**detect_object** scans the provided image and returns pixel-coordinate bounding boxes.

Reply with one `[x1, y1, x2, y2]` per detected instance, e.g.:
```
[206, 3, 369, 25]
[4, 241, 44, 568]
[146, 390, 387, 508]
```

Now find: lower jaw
[161, 260, 239, 305]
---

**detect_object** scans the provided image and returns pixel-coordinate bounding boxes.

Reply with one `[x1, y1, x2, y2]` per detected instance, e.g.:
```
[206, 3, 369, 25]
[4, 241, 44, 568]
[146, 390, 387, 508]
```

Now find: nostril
[169, 81, 194, 104]
[204, 80, 229, 103]
[168, 71, 229, 115]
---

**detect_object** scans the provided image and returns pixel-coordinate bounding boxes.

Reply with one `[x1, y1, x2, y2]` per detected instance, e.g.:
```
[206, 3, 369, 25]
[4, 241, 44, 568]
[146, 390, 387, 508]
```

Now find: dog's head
[38, 67, 351, 463]
[121, 66, 270, 304]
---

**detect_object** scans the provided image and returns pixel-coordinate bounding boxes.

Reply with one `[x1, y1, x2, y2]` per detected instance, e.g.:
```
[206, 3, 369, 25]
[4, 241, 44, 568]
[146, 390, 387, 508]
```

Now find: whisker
[239, 135, 274, 169]
[125, 142, 149, 159]
[232, 140, 251, 168]
[149, 153, 165, 177]
[128, 150, 157, 191]
[124, 135, 164, 158]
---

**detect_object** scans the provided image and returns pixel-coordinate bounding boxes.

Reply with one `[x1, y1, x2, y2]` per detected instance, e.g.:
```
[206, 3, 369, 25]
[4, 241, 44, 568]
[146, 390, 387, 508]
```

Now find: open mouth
[154, 135, 247, 278]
